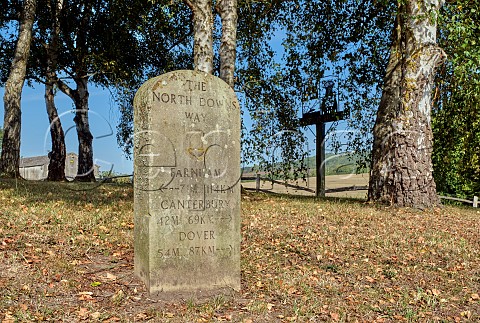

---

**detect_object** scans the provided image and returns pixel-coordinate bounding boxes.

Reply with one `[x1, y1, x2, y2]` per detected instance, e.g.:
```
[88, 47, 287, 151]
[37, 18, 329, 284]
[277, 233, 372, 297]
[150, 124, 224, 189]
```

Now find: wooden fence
[241, 174, 366, 195]
[242, 175, 315, 193]
[242, 175, 479, 208]
[439, 195, 478, 208]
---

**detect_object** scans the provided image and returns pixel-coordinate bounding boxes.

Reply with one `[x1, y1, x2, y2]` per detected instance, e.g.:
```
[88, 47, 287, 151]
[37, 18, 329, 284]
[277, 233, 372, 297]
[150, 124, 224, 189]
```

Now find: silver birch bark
[54, 1, 95, 182]
[216, 0, 237, 88]
[45, 0, 66, 181]
[368, 0, 446, 208]
[56, 77, 95, 182]
[72, 78, 95, 182]
[0, 0, 37, 177]
[184, 0, 214, 74]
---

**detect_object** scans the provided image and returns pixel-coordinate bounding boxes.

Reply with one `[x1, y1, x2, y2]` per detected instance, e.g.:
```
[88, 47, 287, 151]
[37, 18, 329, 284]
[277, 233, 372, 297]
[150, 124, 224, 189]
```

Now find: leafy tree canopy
[237, 0, 395, 178]
[433, 0, 480, 197]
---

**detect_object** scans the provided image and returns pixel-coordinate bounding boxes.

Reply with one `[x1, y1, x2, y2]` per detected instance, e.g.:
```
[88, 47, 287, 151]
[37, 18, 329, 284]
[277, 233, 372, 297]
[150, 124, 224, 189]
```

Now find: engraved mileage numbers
[156, 214, 232, 226]
[155, 214, 234, 259]
[157, 245, 235, 258]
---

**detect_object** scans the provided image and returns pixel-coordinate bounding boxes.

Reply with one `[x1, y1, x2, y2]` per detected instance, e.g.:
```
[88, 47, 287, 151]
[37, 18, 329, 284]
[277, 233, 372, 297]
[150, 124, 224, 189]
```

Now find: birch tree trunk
[72, 78, 95, 182]
[53, 1, 95, 182]
[0, 0, 37, 177]
[45, 83, 66, 181]
[368, 0, 446, 208]
[56, 76, 95, 182]
[216, 0, 237, 88]
[45, 0, 66, 181]
[184, 0, 214, 74]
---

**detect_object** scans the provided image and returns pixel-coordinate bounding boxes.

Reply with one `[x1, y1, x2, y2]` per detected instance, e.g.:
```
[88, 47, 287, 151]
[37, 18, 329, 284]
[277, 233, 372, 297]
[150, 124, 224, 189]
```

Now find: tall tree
[53, 0, 95, 181]
[368, 0, 446, 207]
[19, 0, 182, 181]
[0, 0, 37, 178]
[44, 0, 66, 181]
[238, 0, 394, 180]
[42, 0, 150, 181]
[115, 1, 193, 157]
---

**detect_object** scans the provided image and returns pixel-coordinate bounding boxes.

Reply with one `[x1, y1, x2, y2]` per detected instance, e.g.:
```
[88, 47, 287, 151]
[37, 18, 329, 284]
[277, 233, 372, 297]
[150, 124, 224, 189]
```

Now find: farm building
[19, 152, 100, 180]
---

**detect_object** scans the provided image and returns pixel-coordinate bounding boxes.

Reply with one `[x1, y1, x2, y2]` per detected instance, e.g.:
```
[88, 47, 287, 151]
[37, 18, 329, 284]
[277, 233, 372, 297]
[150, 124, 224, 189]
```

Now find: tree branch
[30, 75, 47, 85]
[183, 0, 197, 11]
[166, 28, 194, 53]
[55, 78, 74, 99]
[59, 67, 76, 80]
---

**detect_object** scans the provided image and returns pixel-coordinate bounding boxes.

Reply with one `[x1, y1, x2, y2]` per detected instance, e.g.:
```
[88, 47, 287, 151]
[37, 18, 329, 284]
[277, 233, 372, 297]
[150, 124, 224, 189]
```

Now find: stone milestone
[133, 70, 241, 299]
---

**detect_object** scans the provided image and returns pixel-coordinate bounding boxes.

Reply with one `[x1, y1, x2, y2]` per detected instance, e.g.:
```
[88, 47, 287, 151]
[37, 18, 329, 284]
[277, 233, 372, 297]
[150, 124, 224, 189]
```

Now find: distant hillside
[306, 152, 369, 176]
[242, 152, 369, 177]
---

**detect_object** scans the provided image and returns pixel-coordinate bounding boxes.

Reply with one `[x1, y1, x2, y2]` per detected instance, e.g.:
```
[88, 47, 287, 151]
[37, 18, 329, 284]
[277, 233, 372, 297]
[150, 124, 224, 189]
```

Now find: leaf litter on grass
[1, 180, 479, 321]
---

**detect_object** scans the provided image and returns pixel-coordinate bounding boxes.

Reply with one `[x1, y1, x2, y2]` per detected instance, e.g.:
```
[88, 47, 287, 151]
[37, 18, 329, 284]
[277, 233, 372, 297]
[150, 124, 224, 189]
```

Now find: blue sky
[0, 84, 134, 175]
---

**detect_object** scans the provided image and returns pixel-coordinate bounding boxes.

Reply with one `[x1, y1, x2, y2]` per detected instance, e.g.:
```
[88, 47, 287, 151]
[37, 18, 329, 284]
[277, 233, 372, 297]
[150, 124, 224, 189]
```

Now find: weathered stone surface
[133, 70, 241, 299]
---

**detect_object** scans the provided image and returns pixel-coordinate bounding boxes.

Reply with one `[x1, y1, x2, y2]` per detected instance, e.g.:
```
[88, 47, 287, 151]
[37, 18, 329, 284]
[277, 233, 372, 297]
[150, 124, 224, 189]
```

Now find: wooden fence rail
[242, 174, 315, 193]
[439, 195, 478, 208]
[242, 175, 479, 208]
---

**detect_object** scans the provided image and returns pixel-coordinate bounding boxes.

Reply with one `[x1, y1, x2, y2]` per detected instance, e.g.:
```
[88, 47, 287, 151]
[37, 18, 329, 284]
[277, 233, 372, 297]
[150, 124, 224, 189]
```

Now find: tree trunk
[45, 0, 66, 181]
[368, 0, 446, 208]
[45, 82, 66, 181]
[55, 77, 95, 182]
[73, 78, 96, 182]
[0, 0, 37, 178]
[52, 1, 95, 182]
[56, 77, 95, 182]
[216, 0, 237, 88]
[184, 0, 214, 74]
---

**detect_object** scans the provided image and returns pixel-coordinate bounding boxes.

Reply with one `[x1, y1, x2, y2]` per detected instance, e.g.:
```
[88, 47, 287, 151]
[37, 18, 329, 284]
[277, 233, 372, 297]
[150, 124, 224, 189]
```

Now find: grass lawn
[1, 179, 479, 322]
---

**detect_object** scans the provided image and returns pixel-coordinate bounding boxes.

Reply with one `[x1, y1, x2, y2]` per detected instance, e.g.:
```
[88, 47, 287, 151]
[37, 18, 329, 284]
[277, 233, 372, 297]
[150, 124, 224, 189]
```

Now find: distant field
[242, 173, 369, 199]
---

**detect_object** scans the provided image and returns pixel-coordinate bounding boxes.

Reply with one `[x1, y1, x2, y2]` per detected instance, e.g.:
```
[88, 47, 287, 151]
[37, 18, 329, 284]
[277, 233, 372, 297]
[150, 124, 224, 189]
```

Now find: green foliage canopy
[114, 1, 193, 157]
[433, 0, 480, 197]
[238, 0, 395, 178]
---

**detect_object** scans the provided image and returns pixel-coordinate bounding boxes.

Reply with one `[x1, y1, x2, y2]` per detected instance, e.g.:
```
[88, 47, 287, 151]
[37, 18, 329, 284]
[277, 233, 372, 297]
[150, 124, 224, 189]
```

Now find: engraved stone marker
[133, 70, 241, 299]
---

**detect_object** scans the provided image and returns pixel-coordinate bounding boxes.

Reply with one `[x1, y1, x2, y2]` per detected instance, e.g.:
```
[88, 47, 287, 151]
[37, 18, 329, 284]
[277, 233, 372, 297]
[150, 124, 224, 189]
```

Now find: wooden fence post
[256, 174, 261, 192]
[474, 196, 478, 208]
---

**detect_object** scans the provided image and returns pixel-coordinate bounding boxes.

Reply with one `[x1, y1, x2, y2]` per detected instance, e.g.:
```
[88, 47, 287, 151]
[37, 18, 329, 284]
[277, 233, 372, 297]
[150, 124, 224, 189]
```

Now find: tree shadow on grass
[242, 189, 369, 208]
[2, 177, 370, 210]
[0, 178, 133, 207]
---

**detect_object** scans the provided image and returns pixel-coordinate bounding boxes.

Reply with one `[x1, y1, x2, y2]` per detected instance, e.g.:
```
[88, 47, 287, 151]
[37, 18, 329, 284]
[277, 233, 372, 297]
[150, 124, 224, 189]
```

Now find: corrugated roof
[19, 156, 50, 168]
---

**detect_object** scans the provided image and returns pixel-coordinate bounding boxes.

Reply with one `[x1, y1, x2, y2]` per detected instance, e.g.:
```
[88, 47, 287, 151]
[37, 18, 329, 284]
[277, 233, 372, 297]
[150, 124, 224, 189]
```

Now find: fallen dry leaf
[431, 289, 441, 296]
[3, 312, 15, 323]
[91, 312, 102, 319]
[365, 276, 375, 283]
[330, 312, 340, 321]
[78, 291, 94, 301]
[77, 307, 89, 318]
